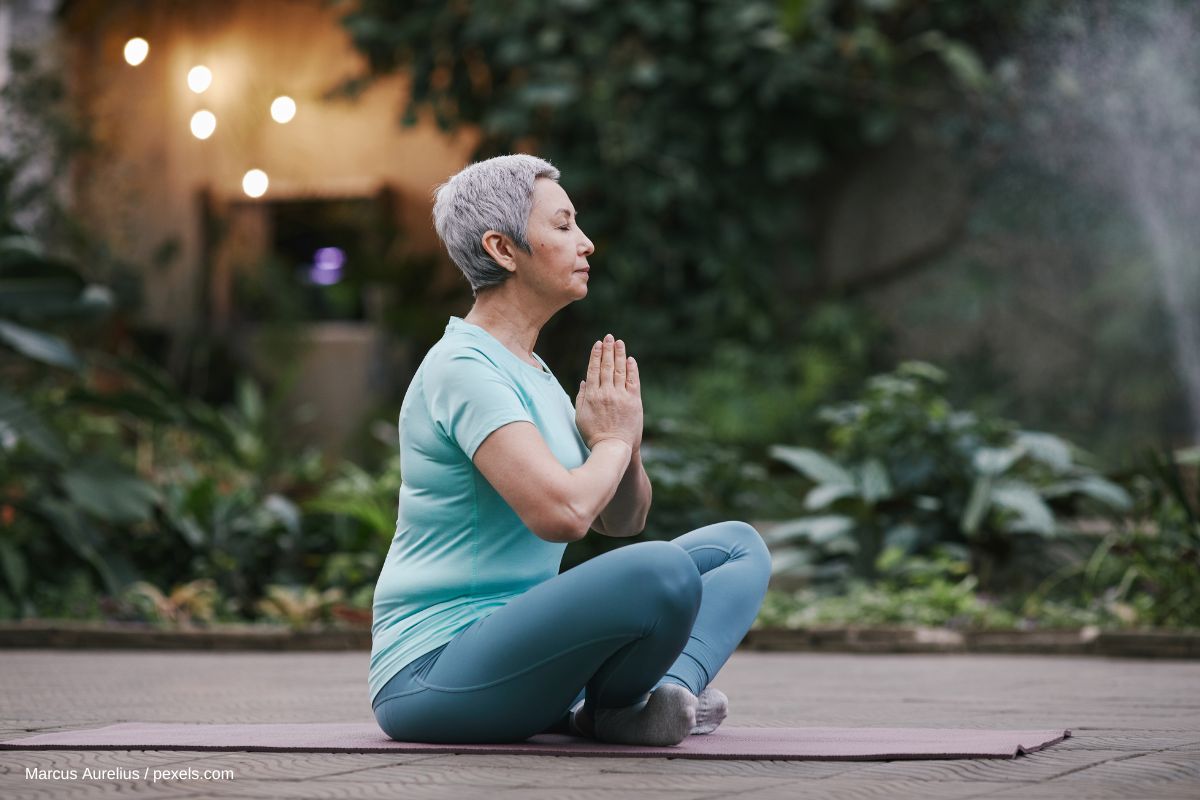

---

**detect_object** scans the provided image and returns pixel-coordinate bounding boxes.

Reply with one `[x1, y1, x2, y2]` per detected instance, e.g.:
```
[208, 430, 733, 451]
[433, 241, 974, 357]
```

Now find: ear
[481, 230, 518, 274]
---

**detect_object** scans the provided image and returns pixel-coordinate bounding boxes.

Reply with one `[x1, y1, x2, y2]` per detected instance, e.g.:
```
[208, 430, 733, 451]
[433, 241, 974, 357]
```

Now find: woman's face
[512, 177, 595, 300]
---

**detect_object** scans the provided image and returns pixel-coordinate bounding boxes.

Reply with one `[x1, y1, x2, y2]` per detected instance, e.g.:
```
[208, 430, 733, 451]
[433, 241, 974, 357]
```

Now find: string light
[187, 65, 212, 93]
[270, 96, 296, 124]
[242, 169, 269, 198]
[190, 110, 216, 140]
[124, 38, 149, 66]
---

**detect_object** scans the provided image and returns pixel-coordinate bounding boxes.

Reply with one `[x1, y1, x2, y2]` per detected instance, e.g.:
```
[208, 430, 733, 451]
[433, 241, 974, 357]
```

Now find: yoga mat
[0, 723, 1070, 761]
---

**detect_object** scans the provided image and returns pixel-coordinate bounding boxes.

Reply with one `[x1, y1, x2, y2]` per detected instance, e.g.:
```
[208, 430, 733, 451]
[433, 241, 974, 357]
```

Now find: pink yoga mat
[0, 723, 1070, 761]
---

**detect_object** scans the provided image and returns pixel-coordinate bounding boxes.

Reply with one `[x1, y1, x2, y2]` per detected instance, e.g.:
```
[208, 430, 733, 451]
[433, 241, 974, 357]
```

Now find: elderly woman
[369, 154, 772, 747]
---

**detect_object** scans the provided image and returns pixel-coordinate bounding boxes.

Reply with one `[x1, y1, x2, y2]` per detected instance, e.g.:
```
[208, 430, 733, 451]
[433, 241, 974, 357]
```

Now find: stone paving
[1, 649, 1197, 799]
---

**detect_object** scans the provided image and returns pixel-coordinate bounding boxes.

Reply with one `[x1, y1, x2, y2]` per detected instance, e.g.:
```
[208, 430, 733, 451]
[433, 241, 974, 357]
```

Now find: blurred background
[1, 0, 1196, 634]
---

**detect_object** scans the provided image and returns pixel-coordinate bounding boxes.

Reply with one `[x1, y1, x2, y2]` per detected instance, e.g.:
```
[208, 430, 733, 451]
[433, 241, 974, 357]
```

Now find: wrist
[588, 434, 628, 448]
[591, 436, 633, 453]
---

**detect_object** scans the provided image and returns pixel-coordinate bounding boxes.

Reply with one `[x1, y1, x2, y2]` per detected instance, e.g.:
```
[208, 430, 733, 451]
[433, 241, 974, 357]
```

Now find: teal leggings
[371, 520, 772, 743]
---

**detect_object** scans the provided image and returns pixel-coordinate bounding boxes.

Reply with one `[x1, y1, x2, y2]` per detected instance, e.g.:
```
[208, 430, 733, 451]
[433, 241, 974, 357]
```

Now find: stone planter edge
[0, 621, 1198, 658]
[741, 625, 1200, 658]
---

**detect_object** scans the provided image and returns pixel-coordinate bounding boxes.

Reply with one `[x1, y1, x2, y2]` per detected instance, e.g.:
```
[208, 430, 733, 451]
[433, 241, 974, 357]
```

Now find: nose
[579, 229, 595, 256]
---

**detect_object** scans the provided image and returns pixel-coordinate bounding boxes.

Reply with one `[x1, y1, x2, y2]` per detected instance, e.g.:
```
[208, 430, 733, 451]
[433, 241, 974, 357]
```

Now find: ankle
[571, 705, 596, 738]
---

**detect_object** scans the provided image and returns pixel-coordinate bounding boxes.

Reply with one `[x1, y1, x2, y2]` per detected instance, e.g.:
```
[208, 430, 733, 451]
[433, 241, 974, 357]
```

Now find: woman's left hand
[576, 335, 643, 453]
[619, 338, 643, 453]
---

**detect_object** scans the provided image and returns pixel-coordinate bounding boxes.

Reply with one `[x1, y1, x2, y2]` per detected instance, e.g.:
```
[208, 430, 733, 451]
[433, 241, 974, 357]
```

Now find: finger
[601, 333, 614, 387]
[614, 339, 627, 387]
[586, 340, 601, 385]
[626, 356, 639, 392]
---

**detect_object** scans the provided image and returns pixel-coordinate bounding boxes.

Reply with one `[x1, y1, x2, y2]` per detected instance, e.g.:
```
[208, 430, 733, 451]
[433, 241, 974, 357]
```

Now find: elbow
[556, 499, 593, 543]
[631, 504, 650, 536]
[612, 517, 648, 538]
[553, 479, 592, 542]
[535, 520, 590, 544]
[621, 504, 651, 538]
[518, 475, 588, 543]
[560, 507, 591, 543]
[529, 502, 589, 544]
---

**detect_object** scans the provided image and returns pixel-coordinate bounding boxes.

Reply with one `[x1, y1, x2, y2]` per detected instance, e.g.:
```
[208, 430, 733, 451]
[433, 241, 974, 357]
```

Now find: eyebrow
[553, 208, 576, 218]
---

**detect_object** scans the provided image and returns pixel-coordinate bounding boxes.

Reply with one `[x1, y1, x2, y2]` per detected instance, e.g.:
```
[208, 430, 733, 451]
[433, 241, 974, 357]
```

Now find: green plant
[642, 302, 883, 450]
[121, 578, 222, 627]
[255, 584, 345, 630]
[0, 47, 170, 616]
[1025, 447, 1200, 629]
[0, 46, 395, 626]
[765, 362, 1131, 589]
[336, 0, 1037, 368]
[755, 540, 1141, 631]
[0, 233, 134, 611]
[303, 452, 402, 594]
[756, 544, 1018, 630]
[304, 457, 401, 541]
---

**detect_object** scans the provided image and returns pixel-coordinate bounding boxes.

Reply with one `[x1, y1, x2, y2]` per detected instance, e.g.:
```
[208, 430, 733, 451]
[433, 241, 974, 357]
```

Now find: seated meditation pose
[368, 154, 773, 746]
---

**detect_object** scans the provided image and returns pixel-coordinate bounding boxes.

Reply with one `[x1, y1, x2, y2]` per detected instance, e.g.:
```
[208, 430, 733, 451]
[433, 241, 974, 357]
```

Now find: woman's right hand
[574, 334, 643, 451]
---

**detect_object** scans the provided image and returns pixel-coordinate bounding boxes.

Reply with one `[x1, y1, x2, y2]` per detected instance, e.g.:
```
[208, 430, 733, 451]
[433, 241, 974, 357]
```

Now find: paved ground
[0, 649, 1197, 799]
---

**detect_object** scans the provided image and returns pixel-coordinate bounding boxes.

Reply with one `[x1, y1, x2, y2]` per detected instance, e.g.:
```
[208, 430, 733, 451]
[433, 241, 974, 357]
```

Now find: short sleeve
[424, 348, 535, 460]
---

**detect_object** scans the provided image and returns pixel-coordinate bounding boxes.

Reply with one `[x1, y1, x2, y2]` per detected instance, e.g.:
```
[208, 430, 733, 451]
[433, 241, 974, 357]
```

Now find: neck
[462, 287, 557, 362]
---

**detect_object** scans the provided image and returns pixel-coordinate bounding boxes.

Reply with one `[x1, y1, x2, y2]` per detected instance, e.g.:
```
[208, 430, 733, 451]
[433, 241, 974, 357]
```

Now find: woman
[369, 154, 772, 746]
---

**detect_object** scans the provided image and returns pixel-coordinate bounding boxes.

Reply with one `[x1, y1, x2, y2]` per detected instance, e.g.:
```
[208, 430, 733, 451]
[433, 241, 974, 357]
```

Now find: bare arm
[594, 446, 652, 537]
[476, 333, 645, 542]
[474, 422, 632, 543]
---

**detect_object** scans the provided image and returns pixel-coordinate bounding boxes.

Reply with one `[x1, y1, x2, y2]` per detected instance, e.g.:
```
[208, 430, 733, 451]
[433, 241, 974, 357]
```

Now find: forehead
[532, 177, 573, 214]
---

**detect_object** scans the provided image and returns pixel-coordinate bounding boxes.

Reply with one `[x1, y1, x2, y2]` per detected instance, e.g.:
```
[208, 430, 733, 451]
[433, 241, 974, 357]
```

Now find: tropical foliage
[336, 0, 1041, 367]
[2, 3, 1196, 635]
[762, 362, 1131, 589]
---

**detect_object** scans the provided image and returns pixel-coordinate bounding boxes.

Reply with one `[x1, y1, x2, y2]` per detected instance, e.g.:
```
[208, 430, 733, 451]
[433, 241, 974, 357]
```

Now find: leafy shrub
[757, 544, 1015, 629]
[1025, 447, 1200, 629]
[120, 579, 223, 627]
[642, 303, 883, 450]
[756, 542, 1137, 631]
[255, 585, 346, 630]
[0, 240, 377, 622]
[764, 362, 1131, 589]
[338, 0, 1029, 365]
[302, 450, 402, 601]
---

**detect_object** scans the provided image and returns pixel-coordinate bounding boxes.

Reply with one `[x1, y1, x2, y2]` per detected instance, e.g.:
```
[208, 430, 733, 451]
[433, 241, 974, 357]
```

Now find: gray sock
[592, 683, 697, 746]
[691, 686, 728, 735]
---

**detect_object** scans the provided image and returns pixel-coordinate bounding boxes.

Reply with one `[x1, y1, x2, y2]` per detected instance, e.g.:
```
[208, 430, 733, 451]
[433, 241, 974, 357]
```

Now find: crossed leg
[371, 520, 771, 744]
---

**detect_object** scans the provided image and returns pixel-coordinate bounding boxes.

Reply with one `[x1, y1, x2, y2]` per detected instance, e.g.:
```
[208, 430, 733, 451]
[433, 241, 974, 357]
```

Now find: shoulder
[424, 336, 504, 381]
[422, 336, 527, 401]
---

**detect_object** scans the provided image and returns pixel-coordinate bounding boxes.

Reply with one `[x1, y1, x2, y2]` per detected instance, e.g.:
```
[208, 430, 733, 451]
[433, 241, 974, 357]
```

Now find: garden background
[1, 0, 1197, 638]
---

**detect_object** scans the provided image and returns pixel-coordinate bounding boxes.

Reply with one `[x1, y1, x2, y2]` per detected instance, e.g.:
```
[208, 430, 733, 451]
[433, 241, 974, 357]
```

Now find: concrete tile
[1, 649, 1197, 798]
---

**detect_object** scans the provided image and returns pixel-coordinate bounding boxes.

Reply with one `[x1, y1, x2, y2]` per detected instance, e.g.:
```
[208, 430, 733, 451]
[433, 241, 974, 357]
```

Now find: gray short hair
[431, 154, 561, 295]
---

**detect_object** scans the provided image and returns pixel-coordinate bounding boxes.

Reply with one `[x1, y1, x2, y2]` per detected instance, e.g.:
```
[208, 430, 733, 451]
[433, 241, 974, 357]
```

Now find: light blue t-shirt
[368, 316, 591, 705]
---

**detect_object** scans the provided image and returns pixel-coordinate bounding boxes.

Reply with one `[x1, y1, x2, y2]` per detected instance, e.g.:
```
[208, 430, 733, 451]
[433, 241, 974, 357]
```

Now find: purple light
[314, 247, 346, 271]
[309, 267, 341, 285]
[307, 246, 345, 285]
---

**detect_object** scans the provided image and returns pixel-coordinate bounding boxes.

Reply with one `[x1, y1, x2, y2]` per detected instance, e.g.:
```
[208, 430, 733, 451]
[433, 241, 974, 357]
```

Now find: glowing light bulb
[270, 96, 296, 124]
[242, 169, 269, 198]
[187, 65, 212, 93]
[124, 38, 149, 66]
[190, 110, 217, 140]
